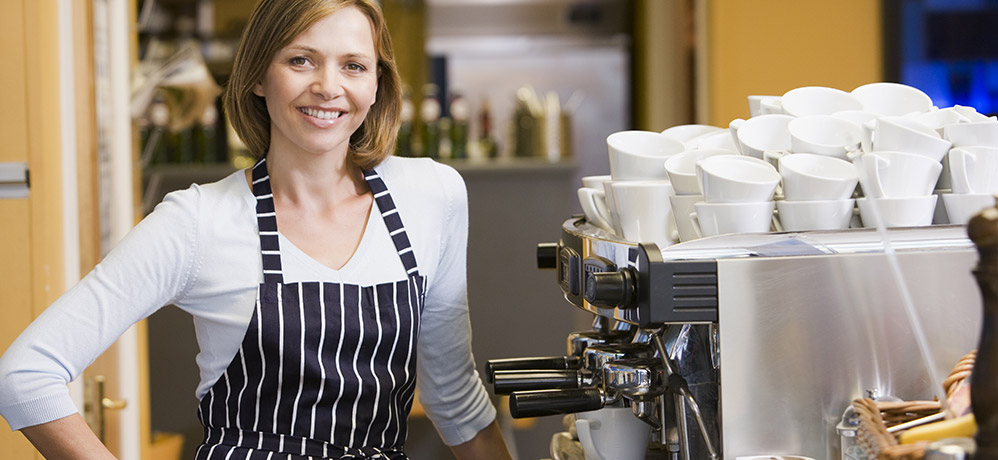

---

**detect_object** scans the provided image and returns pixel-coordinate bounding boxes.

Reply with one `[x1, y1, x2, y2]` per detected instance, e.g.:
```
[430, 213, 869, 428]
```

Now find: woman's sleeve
[0, 187, 202, 431]
[415, 164, 497, 446]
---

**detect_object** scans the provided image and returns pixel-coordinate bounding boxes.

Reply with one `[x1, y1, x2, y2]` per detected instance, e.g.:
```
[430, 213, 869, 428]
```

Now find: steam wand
[651, 330, 719, 460]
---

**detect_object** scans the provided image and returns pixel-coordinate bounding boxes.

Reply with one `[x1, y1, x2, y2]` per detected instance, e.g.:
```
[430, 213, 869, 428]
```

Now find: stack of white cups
[775, 153, 858, 231]
[939, 117, 998, 224]
[577, 130, 684, 248]
[690, 155, 781, 238]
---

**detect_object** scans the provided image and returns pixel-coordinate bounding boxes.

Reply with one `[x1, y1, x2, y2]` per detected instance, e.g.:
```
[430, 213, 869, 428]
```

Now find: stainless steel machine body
[547, 218, 981, 459]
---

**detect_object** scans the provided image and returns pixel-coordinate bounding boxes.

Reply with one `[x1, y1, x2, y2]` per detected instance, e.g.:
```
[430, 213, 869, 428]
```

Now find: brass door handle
[84, 375, 127, 443]
[101, 397, 127, 411]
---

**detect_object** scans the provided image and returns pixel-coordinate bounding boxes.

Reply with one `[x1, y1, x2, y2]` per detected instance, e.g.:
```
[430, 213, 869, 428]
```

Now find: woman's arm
[449, 420, 513, 460]
[21, 414, 116, 459]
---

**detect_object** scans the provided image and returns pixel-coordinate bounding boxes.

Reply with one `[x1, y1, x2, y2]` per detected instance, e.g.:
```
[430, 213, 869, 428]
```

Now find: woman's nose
[311, 69, 341, 100]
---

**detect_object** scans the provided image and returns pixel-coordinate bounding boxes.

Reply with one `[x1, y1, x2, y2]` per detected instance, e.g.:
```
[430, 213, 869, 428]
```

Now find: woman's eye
[289, 56, 308, 66]
[346, 62, 367, 72]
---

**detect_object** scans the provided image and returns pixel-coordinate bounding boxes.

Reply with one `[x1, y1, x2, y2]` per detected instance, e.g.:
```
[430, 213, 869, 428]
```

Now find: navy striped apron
[195, 157, 426, 460]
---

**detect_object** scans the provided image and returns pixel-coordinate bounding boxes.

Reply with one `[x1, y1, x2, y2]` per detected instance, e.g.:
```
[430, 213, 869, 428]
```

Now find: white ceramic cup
[669, 193, 705, 242]
[952, 104, 996, 123]
[696, 155, 781, 203]
[602, 180, 624, 235]
[909, 107, 972, 135]
[778, 153, 859, 201]
[787, 114, 864, 159]
[944, 119, 998, 148]
[948, 146, 998, 194]
[661, 124, 723, 144]
[942, 193, 996, 225]
[607, 130, 685, 180]
[851, 82, 933, 116]
[781, 86, 864, 117]
[664, 148, 737, 195]
[729, 114, 794, 159]
[857, 195, 938, 228]
[748, 95, 781, 117]
[776, 199, 855, 231]
[577, 187, 615, 233]
[692, 200, 776, 237]
[581, 174, 612, 191]
[872, 116, 952, 162]
[688, 129, 741, 152]
[609, 180, 676, 247]
[575, 408, 651, 460]
[855, 150, 943, 198]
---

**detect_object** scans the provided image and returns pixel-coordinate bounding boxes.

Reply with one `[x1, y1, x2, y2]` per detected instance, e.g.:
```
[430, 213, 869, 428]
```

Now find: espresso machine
[488, 218, 983, 459]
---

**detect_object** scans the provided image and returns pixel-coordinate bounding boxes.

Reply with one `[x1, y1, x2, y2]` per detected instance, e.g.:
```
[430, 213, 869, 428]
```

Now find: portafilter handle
[491, 370, 582, 395]
[508, 388, 606, 418]
[485, 356, 581, 383]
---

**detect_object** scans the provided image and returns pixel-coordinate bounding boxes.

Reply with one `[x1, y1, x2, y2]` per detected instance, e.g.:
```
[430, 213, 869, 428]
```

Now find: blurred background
[2, 0, 998, 459]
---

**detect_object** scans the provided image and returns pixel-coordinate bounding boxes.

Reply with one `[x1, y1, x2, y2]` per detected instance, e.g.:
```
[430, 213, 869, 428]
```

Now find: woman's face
[254, 6, 378, 159]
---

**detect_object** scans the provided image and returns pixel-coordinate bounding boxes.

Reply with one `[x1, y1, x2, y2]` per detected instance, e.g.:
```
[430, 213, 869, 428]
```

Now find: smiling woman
[0, 1, 511, 459]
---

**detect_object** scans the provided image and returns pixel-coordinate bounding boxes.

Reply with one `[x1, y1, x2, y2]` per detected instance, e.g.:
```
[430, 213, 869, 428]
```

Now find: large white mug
[857, 195, 938, 228]
[850, 82, 933, 116]
[729, 114, 794, 159]
[787, 115, 864, 159]
[664, 148, 737, 195]
[692, 200, 776, 237]
[609, 180, 676, 248]
[781, 86, 863, 117]
[575, 407, 651, 460]
[942, 193, 996, 225]
[872, 116, 952, 162]
[607, 130, 685, 180]
[577, 187, 615, 233]
[948, 146, 998, 195]
[696, 155, 781, 203]
[855, 150, 942, 198]
[776, 199, 855, 231]
[943, 119, 998, 148]
[778, 153, 858, 201]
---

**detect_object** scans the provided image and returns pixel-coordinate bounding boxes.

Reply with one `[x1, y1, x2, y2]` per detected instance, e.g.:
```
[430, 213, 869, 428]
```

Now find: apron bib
[195, 157, 426, 460]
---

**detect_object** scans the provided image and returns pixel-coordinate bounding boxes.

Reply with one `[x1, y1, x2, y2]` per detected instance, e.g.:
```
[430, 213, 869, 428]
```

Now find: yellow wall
[705, 0, 883, 126]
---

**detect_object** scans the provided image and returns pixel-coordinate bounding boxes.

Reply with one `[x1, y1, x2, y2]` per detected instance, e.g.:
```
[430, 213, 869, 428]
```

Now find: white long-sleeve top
[0, 156, 495, 446]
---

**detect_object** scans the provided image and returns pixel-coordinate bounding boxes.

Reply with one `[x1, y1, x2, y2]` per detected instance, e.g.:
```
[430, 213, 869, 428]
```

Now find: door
[0, 0, 147, 458]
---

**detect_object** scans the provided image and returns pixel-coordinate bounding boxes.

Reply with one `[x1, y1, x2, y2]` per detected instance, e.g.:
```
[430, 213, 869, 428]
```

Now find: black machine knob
[485, 356, 581, 383]
[491, 370, 582, 395]
[508, 388, 605, 418]
[585, 269, 637, 309]
[537, 242, 559, 269]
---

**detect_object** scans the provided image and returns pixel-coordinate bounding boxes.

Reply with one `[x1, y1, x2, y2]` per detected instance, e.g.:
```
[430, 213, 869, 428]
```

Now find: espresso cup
[776, 199, 855, 231]
[943, 119, 998, 148]
[781, 86, 863, 117]
[577, 187, 615, 233]
[855, 150, 942, 198]
[948, 146, 998, 194]
[688, 129, 740, 151]
[575, 407, 651, 460]
[609, 180, 676, 248]
[696, 155, 781, 203]
[661, 124, 723, 144]
[747, 95, 781, 117]
[729, 114, 794, 159]
[909, 107, 972, 136]
[857, 195, 938, 228]
[693, 200, 776, 237]
[872, 116, 952, 162]
[832, 110, 878, 152]
[787, 115, 864, 159]
[669, 193, 705, 242]
[778, 153, 859, 201]
[942, 193, 997, 225]
[664, 148, 737, 195]
[952, 104, 995, 123]
[607, 130, 685, 180]
[851, 82, 933, 116]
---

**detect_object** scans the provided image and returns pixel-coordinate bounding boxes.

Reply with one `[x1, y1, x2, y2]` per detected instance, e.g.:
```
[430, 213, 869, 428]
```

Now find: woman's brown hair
[224, 0, 402, 170]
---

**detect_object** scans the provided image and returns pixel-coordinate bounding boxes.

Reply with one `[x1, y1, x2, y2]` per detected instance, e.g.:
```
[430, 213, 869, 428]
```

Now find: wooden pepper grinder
[968, 203, 998, 458]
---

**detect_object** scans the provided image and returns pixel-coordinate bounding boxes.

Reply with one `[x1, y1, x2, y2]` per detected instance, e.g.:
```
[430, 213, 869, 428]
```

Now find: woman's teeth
[300, 107, 341, 120]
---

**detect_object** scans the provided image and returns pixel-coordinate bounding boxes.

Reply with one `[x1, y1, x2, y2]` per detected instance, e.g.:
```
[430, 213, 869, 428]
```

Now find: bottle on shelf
[396, 87, 414, 157]
[419, 83, 442, 159]
[147, 99, 173, 165]
[476, 97, 498, 159]
[449, 91, 470, 160]
[194, 103, 219, 164]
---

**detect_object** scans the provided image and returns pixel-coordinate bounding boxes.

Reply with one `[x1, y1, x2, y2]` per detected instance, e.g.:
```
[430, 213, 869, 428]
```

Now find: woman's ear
[253, 81, 264, 97]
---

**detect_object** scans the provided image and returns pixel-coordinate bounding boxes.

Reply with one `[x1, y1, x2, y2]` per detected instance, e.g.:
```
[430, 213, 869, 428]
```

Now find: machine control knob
[537, 243, 559, 269]
[585, 269, 637, 309]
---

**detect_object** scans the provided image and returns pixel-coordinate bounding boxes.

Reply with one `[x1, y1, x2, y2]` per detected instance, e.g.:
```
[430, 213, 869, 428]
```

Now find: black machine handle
[491, 370, 581, 395]
[537, 242, 559, 269]
[485, 356, 580, 383]
[585, 269, 638, 309]
[508, 388, 605, 418]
